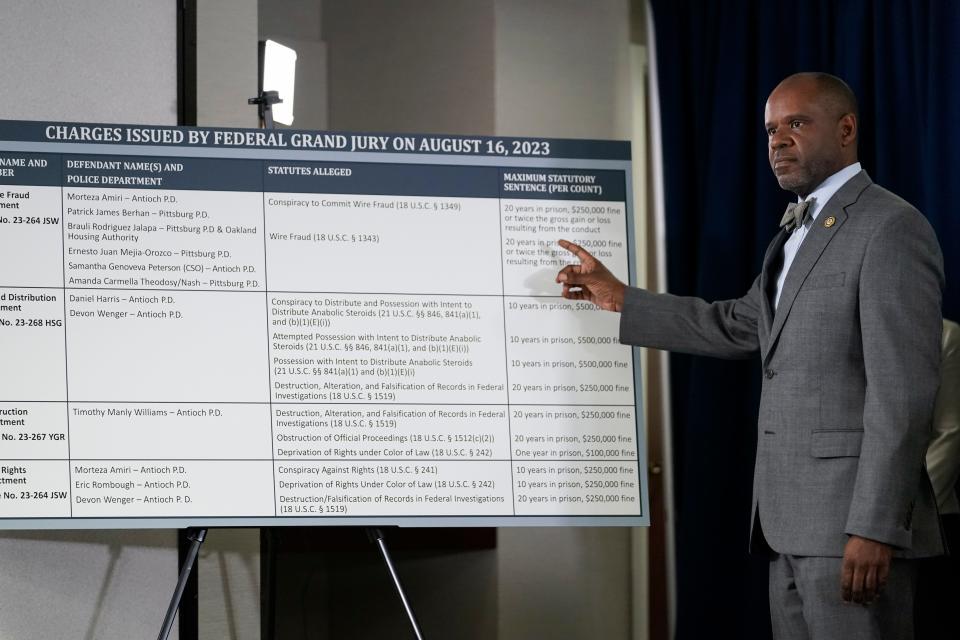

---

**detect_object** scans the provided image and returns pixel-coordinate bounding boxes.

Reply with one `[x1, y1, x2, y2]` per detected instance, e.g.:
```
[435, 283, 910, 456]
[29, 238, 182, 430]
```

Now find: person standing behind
[917, 318, 960, 638]
[927, 319, 960, 524]
[556, 72, 944, 639]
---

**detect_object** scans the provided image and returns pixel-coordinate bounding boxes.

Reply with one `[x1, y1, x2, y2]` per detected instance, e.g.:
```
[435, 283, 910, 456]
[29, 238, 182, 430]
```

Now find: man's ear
[839, 113, 858, 148]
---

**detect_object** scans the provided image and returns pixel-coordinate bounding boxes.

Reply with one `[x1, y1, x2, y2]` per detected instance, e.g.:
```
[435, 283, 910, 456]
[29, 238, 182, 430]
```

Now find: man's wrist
[613, 282, 627, 310]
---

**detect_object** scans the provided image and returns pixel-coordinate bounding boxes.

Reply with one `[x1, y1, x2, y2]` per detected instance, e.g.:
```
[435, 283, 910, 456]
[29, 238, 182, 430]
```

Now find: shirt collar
[800, 162, 862, 222]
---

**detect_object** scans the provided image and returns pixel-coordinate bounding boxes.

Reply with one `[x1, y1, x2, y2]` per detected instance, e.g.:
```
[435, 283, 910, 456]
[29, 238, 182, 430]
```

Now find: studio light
[261, 39, 297, 126]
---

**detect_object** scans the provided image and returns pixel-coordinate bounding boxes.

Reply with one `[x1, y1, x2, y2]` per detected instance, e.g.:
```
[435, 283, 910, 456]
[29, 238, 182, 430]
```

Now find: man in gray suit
[556, 73, 944, 638]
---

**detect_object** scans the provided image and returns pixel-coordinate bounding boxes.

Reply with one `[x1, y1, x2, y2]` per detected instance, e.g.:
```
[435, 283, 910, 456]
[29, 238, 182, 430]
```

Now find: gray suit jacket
[621, 171, 944, 557]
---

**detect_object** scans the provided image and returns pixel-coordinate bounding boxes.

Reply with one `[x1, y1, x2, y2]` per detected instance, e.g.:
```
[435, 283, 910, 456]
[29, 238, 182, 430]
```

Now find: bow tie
[779, 198, 816, 232]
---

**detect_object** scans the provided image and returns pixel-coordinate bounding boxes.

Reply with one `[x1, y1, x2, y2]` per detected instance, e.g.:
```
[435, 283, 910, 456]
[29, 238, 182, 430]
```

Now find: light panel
[263, 40, 297, 126]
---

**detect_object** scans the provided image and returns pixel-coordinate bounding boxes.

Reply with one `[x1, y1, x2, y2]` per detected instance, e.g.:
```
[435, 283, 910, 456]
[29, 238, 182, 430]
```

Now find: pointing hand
[555, 239, 626, 312]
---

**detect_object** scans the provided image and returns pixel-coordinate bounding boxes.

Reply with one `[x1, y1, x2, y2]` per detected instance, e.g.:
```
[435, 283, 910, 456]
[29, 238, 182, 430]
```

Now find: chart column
[499, 168, 642, 516]
[0, 151, 71, 518]
[264, 161, 514, 517]
[60, 155, 275, 518]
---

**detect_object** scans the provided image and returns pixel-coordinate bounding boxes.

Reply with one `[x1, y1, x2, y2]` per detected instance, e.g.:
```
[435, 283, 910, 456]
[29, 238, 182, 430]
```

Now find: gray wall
[494, 0, 632, 139]
[0, 530, 178, 640]
[198, 530, 261, 640]
[323, 0, 496, 135]
[0, 2, 180, 639]
[0, 0, 178, 124]
[197, 0, 260, 127]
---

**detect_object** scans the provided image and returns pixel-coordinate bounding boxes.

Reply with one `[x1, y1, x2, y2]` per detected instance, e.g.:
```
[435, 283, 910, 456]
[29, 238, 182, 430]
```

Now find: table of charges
[0, 120, 646, 528]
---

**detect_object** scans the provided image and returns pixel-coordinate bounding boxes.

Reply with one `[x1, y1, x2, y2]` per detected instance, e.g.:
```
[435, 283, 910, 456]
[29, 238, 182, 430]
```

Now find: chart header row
[0, 119, 631, 161]
[0, 153, 626, 201]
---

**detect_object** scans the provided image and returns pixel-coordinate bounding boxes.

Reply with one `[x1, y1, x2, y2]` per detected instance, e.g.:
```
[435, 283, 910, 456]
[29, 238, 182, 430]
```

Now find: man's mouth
[773, 157, 797, 173]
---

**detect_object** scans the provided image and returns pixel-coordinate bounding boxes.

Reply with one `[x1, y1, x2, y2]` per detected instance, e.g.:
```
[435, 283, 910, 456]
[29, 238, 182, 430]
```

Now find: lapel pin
[824, 216, 836, 228]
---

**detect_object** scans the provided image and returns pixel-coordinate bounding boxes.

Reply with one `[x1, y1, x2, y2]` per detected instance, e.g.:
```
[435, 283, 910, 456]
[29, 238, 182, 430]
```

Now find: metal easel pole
[367, 528, 426, 640]
[157, 528, 207, 640]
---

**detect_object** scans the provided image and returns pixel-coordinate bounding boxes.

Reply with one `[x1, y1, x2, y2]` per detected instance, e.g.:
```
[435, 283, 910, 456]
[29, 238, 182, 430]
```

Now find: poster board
[0, 120, 647, 528]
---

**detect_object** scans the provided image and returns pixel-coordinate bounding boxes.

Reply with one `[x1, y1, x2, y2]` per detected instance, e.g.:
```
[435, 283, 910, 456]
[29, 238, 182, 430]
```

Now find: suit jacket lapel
[759, 229, 788, 333]
[763, 170, 873, 364]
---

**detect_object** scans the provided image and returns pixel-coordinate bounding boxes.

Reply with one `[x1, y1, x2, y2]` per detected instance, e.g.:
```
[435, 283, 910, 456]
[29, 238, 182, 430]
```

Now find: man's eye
[790, 121, 803, 128]
[767, 128, 776, 136]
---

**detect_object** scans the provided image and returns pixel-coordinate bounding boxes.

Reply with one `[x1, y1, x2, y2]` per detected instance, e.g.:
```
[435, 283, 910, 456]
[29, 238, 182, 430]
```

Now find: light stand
[250, 39, 296, 128]
[248, 90, 282, 129]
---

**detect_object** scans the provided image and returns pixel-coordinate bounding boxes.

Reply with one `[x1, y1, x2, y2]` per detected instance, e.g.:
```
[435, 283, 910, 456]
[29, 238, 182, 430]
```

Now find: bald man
[557, 73, 944, 639]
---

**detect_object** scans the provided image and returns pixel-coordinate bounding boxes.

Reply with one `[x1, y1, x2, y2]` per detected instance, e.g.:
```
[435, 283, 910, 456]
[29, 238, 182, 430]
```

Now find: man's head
[765, 72, 859, 197]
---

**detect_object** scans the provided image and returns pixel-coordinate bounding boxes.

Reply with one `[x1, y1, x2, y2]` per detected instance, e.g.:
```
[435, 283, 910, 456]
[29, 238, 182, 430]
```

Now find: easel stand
[367, 527, 426, 640]
[164, 92, 425, 640]
[157, 527, 207, 640]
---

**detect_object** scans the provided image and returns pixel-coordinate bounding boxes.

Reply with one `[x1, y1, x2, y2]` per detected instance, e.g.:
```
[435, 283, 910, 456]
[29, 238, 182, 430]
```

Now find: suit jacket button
[765, 369, 776, 379]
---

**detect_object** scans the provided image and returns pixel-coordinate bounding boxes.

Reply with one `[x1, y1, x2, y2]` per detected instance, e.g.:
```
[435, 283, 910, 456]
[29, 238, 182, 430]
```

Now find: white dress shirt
[773, 162, 862, 309]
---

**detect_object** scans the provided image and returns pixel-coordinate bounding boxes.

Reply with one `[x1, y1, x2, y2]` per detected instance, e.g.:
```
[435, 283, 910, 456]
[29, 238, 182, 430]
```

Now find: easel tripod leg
[157, 527, 207, 640]
[367, 528, 426, 640]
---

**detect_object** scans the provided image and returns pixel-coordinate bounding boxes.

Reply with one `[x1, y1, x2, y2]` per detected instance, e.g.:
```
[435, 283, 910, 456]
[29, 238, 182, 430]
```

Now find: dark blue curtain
[648, 1, 960, 637]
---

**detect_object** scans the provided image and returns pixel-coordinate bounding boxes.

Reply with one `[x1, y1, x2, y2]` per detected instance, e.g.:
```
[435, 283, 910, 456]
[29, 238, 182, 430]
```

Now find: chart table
[0, 121, 646, 528]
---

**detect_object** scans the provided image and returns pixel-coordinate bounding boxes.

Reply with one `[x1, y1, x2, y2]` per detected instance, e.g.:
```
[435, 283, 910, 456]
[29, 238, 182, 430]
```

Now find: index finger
[558, 239, 593, 263]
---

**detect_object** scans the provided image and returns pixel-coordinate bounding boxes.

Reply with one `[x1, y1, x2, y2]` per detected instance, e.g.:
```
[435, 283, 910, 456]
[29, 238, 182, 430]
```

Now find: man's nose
[769, 130, 790, 149]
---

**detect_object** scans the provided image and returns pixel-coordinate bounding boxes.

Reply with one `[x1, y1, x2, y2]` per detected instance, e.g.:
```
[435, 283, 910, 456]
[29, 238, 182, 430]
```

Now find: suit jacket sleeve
[844, 211, 945, 547]
[618, 275, 762, 359]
